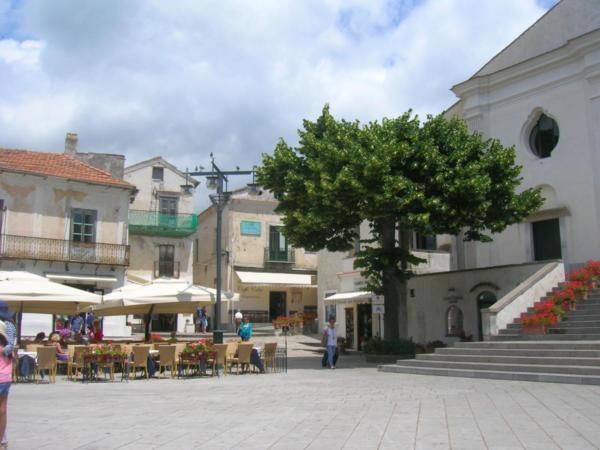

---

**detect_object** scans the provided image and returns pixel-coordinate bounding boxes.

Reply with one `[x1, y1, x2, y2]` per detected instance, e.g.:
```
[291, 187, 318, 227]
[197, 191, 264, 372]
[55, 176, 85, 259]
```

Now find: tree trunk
[381, 220, 410, 340]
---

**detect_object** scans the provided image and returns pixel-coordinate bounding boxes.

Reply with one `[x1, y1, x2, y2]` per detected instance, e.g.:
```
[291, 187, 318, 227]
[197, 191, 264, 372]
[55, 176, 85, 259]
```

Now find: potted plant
[363, 337, 416, 364]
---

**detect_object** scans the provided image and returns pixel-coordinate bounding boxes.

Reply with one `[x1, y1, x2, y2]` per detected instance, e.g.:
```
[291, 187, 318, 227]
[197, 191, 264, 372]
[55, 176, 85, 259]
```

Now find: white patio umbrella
[0, 271, 102, 314]
[89, 278, 237, 340]
[0, 270, 102, 341]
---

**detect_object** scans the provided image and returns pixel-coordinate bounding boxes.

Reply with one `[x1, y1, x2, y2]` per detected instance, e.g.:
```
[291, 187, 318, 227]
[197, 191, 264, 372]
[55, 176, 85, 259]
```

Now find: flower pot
[522, 324, 548, 335]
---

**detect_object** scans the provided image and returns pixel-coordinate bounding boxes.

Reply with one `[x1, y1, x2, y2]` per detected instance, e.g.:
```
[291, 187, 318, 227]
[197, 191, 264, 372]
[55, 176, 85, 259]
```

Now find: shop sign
[240, 220, 261, 236]
[372, 304, 385, 314]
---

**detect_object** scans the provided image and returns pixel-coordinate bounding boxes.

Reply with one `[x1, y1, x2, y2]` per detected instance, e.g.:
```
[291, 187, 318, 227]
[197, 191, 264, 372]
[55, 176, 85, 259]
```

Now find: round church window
[529, 113, 559, 158]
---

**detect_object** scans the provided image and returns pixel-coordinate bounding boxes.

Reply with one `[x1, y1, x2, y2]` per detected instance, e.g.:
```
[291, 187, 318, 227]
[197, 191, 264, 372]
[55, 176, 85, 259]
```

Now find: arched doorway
[477, 291, 497, 340]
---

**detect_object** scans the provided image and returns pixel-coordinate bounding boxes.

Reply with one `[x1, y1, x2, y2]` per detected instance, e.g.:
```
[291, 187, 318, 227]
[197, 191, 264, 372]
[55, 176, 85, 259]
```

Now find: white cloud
[0, 0, 551, 208]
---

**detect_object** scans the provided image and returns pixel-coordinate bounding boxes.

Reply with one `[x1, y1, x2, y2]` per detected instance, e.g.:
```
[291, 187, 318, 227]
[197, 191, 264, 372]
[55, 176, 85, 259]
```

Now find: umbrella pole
[144, 305, 155, 342]
[17, 302, 23, 345]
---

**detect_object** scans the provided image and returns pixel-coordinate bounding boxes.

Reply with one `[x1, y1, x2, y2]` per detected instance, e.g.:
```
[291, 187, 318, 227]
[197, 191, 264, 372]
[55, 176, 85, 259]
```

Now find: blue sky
[0, 0, 557, 209]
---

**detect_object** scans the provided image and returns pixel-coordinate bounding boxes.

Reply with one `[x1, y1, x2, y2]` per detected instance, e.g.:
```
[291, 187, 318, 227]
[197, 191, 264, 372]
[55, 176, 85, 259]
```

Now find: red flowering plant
[521, 311, 559, 327]
[149, 333, 164, 342]
[552, 289, 576, 309]
[521, 299, 564, 329]
[567, 281, 588, 299]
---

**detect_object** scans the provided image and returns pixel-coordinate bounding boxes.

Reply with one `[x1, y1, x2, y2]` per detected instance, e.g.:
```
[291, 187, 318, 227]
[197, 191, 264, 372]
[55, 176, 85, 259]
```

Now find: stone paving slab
[7, 336, 600, 449]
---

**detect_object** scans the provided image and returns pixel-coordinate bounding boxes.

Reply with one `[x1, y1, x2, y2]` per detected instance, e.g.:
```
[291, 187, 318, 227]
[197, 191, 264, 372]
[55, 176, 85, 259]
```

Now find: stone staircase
[493, 290, 600, 340]
[378, 290, 600, 385]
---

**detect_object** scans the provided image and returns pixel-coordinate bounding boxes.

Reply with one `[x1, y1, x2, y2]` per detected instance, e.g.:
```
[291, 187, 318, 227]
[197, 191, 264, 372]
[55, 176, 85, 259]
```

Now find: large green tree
[258, 106, 543, 339]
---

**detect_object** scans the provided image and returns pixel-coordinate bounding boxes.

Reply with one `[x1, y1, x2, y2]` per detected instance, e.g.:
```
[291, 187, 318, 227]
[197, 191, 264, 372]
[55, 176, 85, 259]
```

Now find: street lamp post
[187, 155, 255, 344]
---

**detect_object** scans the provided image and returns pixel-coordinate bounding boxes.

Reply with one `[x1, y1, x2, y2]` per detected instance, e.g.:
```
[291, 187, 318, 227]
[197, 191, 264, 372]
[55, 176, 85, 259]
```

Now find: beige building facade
[0, 142, 135, 336]
[194, 188, 318, 329]
[124, 157, 199, 333]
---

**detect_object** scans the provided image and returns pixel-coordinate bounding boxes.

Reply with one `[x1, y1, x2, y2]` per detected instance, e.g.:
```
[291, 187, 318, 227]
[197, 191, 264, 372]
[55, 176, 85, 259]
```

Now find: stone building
[0, 138, 135, 336]
[124, 157, 200, 333]
[318, 0, 597, 346]
[193, 188, 318, 329]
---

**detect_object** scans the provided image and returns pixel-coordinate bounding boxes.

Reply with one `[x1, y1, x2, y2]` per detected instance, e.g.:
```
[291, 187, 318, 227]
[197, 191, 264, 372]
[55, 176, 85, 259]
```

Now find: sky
[0, 0, 558, 209]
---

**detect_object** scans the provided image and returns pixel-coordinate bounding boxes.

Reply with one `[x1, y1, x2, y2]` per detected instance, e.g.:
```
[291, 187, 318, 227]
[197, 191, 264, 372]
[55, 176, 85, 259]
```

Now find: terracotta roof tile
[0, 148, 134, 189]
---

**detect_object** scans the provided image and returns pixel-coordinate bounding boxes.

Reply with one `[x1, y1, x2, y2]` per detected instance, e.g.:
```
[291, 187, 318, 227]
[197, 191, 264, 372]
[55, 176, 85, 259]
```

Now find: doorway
[532, 218, 561, 261]
[477, 291, 497, 341]
[345, 308, 355, 350]
[357, 303, 372, 351]
[269, 291, 286, 321]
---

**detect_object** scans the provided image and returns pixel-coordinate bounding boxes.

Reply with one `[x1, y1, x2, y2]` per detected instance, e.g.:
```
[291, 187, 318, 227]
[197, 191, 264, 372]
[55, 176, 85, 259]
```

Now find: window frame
[152, 166, 164, 181]
[70, 208, 97, 243]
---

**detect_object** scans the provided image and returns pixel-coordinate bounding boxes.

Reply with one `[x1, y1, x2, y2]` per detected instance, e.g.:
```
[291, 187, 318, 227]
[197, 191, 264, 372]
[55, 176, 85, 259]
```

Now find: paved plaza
[9, 336, 600, 450]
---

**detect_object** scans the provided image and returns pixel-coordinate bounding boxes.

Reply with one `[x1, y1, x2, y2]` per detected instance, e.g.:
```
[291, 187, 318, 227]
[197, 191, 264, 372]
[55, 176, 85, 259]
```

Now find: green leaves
[258, 104, 543, 291]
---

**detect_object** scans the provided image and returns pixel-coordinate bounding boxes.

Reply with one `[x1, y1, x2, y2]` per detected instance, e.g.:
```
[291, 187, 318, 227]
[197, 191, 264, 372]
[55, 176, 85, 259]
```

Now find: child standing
[0, 321, 13, 450]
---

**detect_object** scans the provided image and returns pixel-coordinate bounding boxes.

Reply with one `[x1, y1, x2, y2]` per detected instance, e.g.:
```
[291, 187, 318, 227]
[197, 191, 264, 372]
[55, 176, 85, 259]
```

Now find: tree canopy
[258, 105, 543, 338]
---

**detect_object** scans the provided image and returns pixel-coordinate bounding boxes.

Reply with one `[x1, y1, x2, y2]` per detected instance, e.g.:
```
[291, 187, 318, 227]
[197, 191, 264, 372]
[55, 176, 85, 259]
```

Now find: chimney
[64, 132, 78, 155]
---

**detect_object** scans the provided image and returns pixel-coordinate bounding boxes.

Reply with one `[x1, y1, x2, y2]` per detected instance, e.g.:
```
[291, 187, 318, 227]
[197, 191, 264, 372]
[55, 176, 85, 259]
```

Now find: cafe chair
[261, 342, 278, 373]
[158, 345, 177, 378]
[131, 345, 151, 379]
[228, 342, 253, 375]
[34, 347, 57, 383]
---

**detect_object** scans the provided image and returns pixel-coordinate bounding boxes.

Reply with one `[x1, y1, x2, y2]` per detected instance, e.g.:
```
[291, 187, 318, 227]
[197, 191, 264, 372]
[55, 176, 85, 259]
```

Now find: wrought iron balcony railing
[0, 234, 129, 266]
[128, 210, 198, 237]
[153, 260, 181, 279]
[264, 247, 295, 264]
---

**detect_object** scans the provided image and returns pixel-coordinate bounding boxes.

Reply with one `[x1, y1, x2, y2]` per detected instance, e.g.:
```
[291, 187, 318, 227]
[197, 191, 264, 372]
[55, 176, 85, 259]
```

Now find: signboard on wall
[240, 220, 261, 236]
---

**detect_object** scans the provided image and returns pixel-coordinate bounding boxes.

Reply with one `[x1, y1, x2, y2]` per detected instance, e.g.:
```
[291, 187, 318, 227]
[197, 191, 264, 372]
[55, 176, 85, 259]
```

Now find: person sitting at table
[48, 332, 68, 362]
[238, 316, 252, 342]
[33, 332, 46, 343]
[58, 320, 72, 340]
[88, 320, 103, 343]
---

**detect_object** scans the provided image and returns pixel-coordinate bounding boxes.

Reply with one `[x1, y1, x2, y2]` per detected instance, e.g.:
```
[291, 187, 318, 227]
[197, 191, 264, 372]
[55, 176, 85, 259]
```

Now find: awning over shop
[236, 271, 316, 288]
[46, 274, 118, 287]
[324, 291, 373, 304]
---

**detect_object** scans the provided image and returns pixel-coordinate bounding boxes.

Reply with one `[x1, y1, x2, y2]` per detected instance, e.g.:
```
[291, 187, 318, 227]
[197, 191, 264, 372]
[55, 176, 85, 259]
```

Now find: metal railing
[153, 261, 181, 279]
[264, 247, 295, 264]
[0, 234, 129, 266]
[241, 310, 270, 323]
[128, 210, 198, 237]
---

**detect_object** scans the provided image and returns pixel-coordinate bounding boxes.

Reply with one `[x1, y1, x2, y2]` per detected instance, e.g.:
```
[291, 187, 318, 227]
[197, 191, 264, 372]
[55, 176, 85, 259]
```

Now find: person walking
[323, 317, 337, 369]
[238, 316, 252, 341]
[196, 306, 208, 333]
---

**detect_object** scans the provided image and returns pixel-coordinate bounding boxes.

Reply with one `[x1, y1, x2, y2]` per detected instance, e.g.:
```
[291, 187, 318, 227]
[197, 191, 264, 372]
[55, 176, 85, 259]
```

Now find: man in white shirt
[323, 317, 337, 369]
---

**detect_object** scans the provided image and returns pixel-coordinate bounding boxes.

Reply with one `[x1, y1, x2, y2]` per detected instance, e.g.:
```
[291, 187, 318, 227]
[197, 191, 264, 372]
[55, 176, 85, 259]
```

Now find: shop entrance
[345, 307, 355, 350]
[477, 291, 497, 340]
[269, 291, 287, 321]
[357, 303, 372, 350]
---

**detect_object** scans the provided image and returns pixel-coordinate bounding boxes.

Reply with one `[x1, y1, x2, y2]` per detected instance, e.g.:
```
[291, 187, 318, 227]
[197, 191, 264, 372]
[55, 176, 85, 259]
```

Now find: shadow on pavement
[287, 354, 379, 370]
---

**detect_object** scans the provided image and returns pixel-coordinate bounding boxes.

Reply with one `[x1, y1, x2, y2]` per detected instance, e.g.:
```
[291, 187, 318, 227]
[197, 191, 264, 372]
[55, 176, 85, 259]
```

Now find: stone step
[571, 305, 600, 312]
[454, 340, 600, 349]
[554, 320, 600, 328]
[436, 347, 600, 357]
[416, 353, 600, 366]
[548, 326, 600, 334]
[490, 333, 600, 341]
[392, 359, 600, 376]
[563, 314, 600, 322]
[378, 364, 600, 385]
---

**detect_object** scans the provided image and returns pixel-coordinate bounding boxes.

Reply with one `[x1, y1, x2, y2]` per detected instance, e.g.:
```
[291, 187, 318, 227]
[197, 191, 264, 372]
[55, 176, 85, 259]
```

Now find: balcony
[0, 234, 129, 266]
[128, 210, 198, 237]
[264, 247, 295, 269]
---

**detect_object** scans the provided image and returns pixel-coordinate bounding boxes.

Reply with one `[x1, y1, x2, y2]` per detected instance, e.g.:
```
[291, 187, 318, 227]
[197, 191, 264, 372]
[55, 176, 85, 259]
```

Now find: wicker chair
[67, 346, 88, 380]
[228, 342, 253, 375]
[34, 347, 57, 383]
[131, 345, 151, 379]
[213, 344, 228, 377]
[157, 345, 177, 378]
[261, 342, 278, 373]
